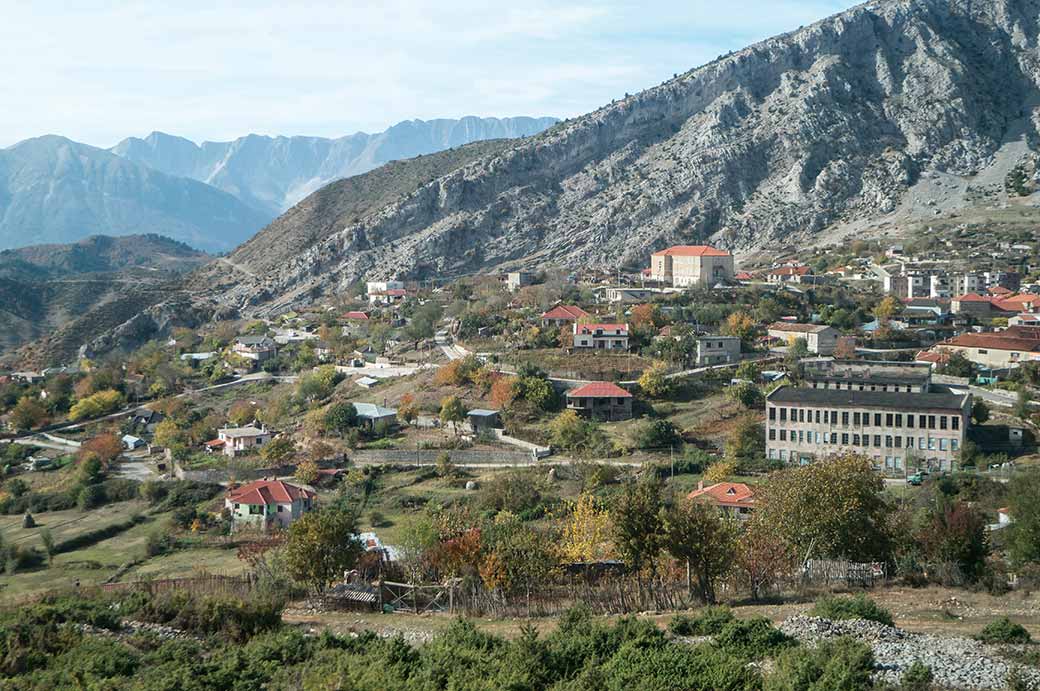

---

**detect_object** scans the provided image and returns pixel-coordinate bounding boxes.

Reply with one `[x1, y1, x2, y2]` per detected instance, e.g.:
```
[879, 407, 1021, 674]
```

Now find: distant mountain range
[0, 117, 557, 253]
[111, 117, 558, 216]
[0, 136, 269, 253]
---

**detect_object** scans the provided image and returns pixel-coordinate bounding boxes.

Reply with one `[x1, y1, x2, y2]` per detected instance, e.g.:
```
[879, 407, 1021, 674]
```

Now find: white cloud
[0, 0, 849, 147]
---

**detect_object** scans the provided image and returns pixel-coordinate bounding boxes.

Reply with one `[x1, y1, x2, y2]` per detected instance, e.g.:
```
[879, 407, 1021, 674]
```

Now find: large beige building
[766, 323, 839, 356]
[766, 386, 971, 475]
[650, 245, 733, 288]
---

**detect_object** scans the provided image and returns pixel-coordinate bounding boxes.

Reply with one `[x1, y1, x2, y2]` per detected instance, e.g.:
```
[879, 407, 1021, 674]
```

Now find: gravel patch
[781, 615, 1040, 690]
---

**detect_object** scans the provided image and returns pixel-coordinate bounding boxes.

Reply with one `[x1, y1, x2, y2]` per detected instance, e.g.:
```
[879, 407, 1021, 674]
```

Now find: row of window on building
[769, 407, 961, 431]
[768, 428, 960, 452]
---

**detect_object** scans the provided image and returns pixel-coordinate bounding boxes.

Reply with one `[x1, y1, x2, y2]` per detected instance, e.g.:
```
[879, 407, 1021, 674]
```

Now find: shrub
[811, 593, 894, 627]
[713, 617, 794, 660]
[765, 637, 874, 691]
[54, 515, 147, 554]
[135, 591, 284, 642]
[976, 617, 1032, 645]
[900, 660, 934, 691]
[145, 530, 176, 557]
[668, 606, 736, 636]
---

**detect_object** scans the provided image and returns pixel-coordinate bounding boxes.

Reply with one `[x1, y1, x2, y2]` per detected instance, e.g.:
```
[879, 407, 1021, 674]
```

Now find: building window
[919, 414, 926, 428]
[854, 412, 861, 425]
[768, 429, 776, 440]
[814, 410, 821, 424]
[952, 439, 959, 451]
[928, 415, 936, 430]
[853, 434, 861, 445]
[952, 417, 959, 430]
[874, 413, 882, 426]
[841, 433, 849, 445]
[928, 438, 937, 450]
[940, 416, 948, 430]
[907, 415, 915, 429]
[885, 435, 893, 448]
[886, 413, 894, 426]
[769, 407, 776, 421]
[874, 435, 881, 447]
[842, 412, 849, 425]
[895, 414, 903, 427]
[895, 436, 902, 448]
[277, 505, 284, 513]
[780, 430, 787, 441]
[940, 439, 949, 451]
[780, 408, 787, 422]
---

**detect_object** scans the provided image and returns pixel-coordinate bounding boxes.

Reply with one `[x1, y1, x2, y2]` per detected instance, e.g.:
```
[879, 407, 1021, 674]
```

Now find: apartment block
[649, 245, 733, 288]
[765, 387, 971, 474]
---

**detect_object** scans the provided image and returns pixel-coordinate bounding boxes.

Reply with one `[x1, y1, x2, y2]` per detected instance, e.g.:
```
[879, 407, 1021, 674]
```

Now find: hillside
[111, 116, 558, 216]
[0, 234, 208, 281]
[187, 138, 521, 305]
[0, 235, 209, 365]
[200, 0, 1040, 315]
[0, 136, 270, 252]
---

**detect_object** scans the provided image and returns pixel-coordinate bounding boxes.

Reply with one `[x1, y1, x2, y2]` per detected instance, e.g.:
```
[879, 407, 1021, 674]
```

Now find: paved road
[435, 334, 470, 361]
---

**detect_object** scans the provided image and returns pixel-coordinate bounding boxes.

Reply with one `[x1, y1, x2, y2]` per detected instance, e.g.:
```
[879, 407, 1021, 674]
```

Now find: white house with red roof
[566, 381, 633, 421]
[573, 323, 629, 350]
[225, 479, 316, 532]
[649, 245, 733, 287]
[766, 265, 813, 284]
[205, 424, 273, 458]
[541, 305, 591, 327]
[688, 481, 756, 521]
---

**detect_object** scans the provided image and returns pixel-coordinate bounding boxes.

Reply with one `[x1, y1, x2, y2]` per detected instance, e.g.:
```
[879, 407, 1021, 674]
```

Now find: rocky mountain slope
[0, 137, 270, 252]
[111, 117, 557, 216]
[201, 0, 1040, 315]
[0, 235, 209, 365]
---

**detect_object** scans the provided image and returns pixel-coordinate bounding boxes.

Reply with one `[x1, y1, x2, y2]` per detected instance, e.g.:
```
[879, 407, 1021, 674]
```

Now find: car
[907, 473, 924, 486]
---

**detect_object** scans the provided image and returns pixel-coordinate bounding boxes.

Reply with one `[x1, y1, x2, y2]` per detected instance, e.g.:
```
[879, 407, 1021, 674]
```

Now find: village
[2, 235, 1040, 688]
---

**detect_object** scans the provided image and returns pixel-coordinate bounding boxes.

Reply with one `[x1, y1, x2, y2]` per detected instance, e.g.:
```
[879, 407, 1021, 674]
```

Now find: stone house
[566, 381, 633, 421]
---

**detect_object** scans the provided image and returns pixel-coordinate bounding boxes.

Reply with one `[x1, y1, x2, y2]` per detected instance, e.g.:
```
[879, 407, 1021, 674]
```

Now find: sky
[1, 0, 849, 148]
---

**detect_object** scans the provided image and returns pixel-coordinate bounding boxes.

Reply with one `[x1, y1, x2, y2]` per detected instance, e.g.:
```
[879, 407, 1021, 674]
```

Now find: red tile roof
[204, 439, 226, 448]
[915, 350, 949, 365]
[227, 479, 316, 506]
[344, 311, 369, 320]
[734, 272, 755, 281]
[542, 305, 590, 321]
[688, 482, 756, 508]
[990, 286, 1014, 295]
[954, 293, 992, 302]
[652, 245, 731, 257]
[939, 332, 1040, 352]
[567, 381, 632, 398]
[768, 265, 811, 276]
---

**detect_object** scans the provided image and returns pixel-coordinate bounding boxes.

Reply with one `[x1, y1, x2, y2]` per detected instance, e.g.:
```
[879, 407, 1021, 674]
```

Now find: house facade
[208, 424, 273, 457]
[766, 266, 812, 284]
[233, 336, 278, 363]
[573, 323, 629, 350]
[766, 323, 839, 355]
[694, 335, 741, 366]
[934, 327, 1040, 368]
[650, 245, 733, 288]
[566, 381, 633, 421]
[766, 386, 971, 474]
[225, 479, 316, 532]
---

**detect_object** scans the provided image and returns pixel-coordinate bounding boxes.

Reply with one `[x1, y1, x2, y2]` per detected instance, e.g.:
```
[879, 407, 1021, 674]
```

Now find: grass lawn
[0, 499, 150, 551]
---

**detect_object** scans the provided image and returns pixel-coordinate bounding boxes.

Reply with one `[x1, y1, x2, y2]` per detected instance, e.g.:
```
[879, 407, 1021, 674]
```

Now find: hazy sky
[2, 1, 848, 148]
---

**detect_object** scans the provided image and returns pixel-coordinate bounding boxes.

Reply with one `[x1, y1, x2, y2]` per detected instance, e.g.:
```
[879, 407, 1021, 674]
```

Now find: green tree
[1013, 386, 1032, 420]
[727, 381, 764, 410]
[754, 453, 892, 561]
[548, 410, 600, 455]
[662, 499, 737, 603]
[638, 361, 672, 398]
[941, 351, 975, 379]
[10, 396, 47, 431]
[40, 529, 55, 565]
[612, 476, 665, 596]
[283, 508, 363, 594]
[439, 395, 467, 435]
[1007, 470, 1040, 566]
[69, 389, 124, 422]
[725, 415, 765, 468]
[260, 436, 296, 465]
[633, 419, 682, 450]
[324, 402, 359, 436]
[971, 399, 990, 425]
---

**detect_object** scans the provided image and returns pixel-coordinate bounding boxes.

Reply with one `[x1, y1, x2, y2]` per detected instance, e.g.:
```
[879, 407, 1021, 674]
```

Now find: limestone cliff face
[207, 0, 1040, 314]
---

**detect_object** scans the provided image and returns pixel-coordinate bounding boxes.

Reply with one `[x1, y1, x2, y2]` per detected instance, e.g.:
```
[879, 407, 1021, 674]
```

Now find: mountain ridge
[197, 0, 1040, 315]
[110, 116, 559, 215]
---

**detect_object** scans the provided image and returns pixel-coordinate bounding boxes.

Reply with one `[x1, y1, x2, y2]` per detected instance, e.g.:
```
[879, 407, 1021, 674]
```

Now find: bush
[157, 481, 223, 509]
[145, 530, 176, 557]
[77, 483, 106, 510]
[811, 593, 894, 627]
[668, 606, 736, 636]
[99, 478, 140, 503]
[713, 617, 794, 660]
[135, 591, 284, 642]
[900, 660, 934, 691]
[765, 637, 874, 691]
[52, 515, 148, 555]
[976, 617, 1032, 645]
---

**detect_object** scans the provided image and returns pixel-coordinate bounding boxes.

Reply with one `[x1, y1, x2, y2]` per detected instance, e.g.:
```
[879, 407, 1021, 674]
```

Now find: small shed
[122, 435, 145, 450]
[467, 409, 502, 430]
[356, 376, 380, 389]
